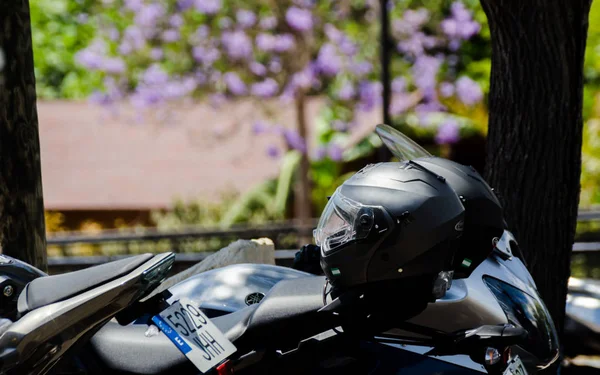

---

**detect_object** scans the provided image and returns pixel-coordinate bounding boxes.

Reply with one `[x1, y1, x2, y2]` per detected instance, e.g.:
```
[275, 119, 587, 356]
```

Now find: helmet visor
[314, 188, 375, 254]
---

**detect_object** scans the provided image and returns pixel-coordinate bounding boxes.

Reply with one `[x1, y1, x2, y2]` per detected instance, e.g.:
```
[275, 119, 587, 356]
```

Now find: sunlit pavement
[563, 356, 600, 374]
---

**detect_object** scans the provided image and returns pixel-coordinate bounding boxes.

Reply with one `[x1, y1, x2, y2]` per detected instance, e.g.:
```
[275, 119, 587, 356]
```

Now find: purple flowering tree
[75, 0, 485, 222]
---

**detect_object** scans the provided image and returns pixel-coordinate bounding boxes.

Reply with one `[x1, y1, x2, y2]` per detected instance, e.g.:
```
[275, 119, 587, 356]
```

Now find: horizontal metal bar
[46, 220, 318, 246]
[47, 250, 298, 267]
[44, 211, 600, 247]
[274, 250, 298, 259]
[46, 241, 600, 270]
[572, 242, 600, 252]
[577, 210, 600, 221]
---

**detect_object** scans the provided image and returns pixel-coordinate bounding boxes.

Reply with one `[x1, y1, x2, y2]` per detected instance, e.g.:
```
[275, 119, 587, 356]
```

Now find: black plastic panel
[483, 276, 559, 366]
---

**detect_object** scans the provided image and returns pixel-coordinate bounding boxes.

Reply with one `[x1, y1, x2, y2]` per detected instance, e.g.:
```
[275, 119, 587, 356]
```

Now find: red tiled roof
[38, 99, 381, 210]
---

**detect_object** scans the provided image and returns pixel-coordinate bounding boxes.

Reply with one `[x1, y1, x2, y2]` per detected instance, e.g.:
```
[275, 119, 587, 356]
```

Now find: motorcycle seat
[88, 275, 328, 374]
[17, 253, 154, 314]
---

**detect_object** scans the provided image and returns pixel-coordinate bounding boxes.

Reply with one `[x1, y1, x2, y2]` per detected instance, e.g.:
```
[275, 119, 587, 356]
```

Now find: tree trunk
[0, 0, 47, 270]
[480, 0, 591, 338]
[377, 0, 393, 163]
[294, 92, 313, 234]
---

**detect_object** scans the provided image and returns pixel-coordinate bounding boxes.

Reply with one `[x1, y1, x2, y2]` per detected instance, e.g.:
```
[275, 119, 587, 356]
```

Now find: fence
[46, 211, 600, 275]
[46, 220, 317, 274]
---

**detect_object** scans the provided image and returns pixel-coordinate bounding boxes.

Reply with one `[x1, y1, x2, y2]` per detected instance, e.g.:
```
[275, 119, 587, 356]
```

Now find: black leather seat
[88, 276, 328, 374]
[18, 254, 154, 313]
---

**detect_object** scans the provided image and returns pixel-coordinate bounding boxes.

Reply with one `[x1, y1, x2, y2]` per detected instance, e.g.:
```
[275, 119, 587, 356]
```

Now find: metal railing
[45, 211, 600, 274]
[46, 219, 317, 256]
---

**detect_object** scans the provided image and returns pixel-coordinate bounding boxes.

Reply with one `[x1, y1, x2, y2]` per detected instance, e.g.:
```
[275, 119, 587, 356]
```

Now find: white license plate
[503, 356, 528, 375]
[152, 297, 237, 373]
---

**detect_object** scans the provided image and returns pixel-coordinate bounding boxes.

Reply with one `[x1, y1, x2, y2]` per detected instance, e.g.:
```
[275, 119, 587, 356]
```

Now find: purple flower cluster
[124, 0, 143, 12]
[192, 45, 221, 67]
[75, 41, 107, 70]
[129, 65, 197, 108]
[134, 3, 166, 29]
[390, 94, 414, 115]
[350, 61, 373, 77]
[89, 77, 124, 107]
[336, 81, 355, 101]
[328, 144, 343, 161]
[358, 81, 382, 112]
[266, 144, 280, 158]
[224, 72, 247, 95]
[195, 0, 221, 15]
[161, 29, 180, 43]
[391, 77, 406, 94]
[252, 121, 270, 134]
[393, 8, 429, 35]
[81, 0, 485, 157]
[313, 143, 343, 161]
[441, 1, 481, 49]
[169, 14, 184, 28]
[286, 7, 313, 32]
[290, 64, 318, 91]
[283, 128, 307, 152]
[435, 119, 460, 144]
[247, 62, 266, 76]
[315, 43, 342, 76]
[455, 76, 483, 105]
[324, 24, 357, 56]
[440, 82, 454, 97]
[236, 10, 256, 28]
[76, 41, 126, 74]
[259, 16, 277, 30]
[397, 32, 437, 56]
[150, 48, 164, 60]
[177, 0, 193, 11]
[221, 30, 253, 60]
[256, 33, 295, 53]
[411, 55, 442, 99]
[120, 26, 145, 53]
[251, 78, 279, 98]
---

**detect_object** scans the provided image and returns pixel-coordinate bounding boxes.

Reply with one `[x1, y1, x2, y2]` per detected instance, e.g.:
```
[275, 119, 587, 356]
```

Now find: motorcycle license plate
[503, 356, 528, 375]
[152, 297, 237, 373]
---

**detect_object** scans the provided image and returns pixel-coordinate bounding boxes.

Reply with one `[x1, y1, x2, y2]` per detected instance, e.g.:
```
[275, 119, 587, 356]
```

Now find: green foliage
[27, 0, 600, 214]
[151, 151, 301, 229]
[151, 191, 240, 229]
[30, 0, 104, 98]
[579, 2, 600, 207]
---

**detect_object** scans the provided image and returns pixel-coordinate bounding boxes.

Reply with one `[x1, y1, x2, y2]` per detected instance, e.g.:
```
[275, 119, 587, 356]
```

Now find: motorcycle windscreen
[375, 124, 432, 161]
[483, 276, 560, 369]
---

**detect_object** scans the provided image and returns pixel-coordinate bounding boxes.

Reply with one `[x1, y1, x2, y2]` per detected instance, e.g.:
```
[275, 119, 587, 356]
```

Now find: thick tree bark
[480, 0, 591, 338]
[0, 0, 47, 270]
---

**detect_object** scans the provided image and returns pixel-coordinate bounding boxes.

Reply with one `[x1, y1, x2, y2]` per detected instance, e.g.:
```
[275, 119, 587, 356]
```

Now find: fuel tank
[166, 263, 312, 316]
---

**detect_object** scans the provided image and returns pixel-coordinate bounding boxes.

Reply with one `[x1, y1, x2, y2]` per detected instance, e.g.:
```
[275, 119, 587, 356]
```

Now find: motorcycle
[0, 125, 560, 375]
[0, 251, 176, 375]
[563, 277, 600, 357]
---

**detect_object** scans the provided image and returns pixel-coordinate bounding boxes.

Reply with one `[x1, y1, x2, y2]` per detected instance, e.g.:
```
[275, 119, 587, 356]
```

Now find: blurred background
[26, 0, 600, 368]
[33, 0, 600, 273]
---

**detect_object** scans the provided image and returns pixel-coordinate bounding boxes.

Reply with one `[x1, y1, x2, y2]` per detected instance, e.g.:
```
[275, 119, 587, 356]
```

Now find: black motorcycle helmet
[315, 160, 465, 296]
[415, 158, 504, 278]
[375, 124, 505, 278]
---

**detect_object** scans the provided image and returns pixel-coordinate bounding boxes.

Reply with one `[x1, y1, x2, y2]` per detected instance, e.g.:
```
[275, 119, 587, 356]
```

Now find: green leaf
[274, 150, 302, 216]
